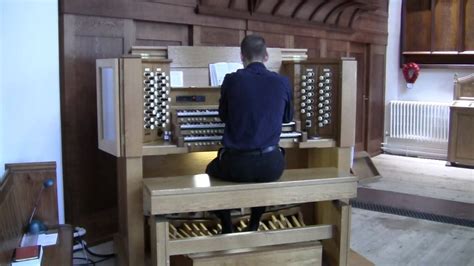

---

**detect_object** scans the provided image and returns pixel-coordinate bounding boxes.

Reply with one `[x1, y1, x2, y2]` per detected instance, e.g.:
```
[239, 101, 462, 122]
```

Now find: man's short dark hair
[240, 35, 267, 61]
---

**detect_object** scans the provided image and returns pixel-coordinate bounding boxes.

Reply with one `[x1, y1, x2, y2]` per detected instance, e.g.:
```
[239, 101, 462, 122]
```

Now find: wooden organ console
[96, 46, 357, 266]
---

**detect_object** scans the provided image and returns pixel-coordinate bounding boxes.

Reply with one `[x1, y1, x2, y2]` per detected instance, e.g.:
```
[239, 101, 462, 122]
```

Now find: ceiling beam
[291, 0, 308, 18]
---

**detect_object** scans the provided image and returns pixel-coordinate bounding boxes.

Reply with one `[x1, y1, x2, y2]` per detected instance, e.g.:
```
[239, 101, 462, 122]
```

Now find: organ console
[96, 46, 357, 265]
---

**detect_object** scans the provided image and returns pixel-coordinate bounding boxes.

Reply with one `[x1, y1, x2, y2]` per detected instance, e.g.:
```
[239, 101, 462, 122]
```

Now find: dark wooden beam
[324, 1, 358, 24]
[349, 8, 362, 28]
[291, 0, 308, 18]
[309, 0, 329, 21]
[252, 0, 262, 13]
[197, 4, 353, 33]
[271, 0, 286, 15]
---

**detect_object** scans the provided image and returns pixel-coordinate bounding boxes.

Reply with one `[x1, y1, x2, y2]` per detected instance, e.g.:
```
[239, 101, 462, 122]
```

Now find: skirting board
[382, 138, 447, 160]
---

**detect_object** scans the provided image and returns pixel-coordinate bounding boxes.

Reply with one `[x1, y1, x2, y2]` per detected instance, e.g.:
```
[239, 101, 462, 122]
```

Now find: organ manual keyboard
[95, 46, 356, 266]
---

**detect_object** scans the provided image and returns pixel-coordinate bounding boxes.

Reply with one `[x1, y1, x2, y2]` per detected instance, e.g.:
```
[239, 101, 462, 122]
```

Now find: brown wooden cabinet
[401, 0, 474, 65]
[447, 74, 474, 167]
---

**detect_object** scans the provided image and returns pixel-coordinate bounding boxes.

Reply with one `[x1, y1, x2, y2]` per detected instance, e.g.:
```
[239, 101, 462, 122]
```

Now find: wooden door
[349, 43, 369, 152]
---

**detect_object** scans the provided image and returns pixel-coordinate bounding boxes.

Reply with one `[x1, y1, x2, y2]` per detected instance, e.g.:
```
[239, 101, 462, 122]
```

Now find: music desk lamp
[27, 178, 54, 234]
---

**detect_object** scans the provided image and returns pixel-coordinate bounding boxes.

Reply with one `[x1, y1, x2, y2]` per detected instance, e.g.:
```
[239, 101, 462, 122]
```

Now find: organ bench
[143, 168, 357, 266]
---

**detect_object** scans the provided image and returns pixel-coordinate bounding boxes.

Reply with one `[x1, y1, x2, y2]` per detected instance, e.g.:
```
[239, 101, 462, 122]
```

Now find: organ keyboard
[172, 107, 302, 151]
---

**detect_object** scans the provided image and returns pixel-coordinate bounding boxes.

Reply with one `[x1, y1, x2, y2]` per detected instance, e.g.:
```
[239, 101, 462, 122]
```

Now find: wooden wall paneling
[366, 44, 386, 156]
[61, 14, 130, 243]
[192, 25, 243, 46]
[135, 21, 189, 47]
[349, 43, 369, 152]
[144, 0, 197, 6]
[464, 0, 474, 51]
[0, 162, 58, 265]
[353, 12, 389, 34]
[403, 0, 431, 51]
[326, 39, 349, 58]
[433, 0, 461, 51]
[247, 31, 294, 48]
[62, 0, 247, 31]
[246, 19, 387, 46]
[294, 36, 321, 59]
[230, 0, 249, 11]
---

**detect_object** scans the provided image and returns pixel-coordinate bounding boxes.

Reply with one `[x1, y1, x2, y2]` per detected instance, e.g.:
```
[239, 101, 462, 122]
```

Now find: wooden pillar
[314, 200, 351, 266]
[116, 157, 144, 266]
[149, 216, 170, 266]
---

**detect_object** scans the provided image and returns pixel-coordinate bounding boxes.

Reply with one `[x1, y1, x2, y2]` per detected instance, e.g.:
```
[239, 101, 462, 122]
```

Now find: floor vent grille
[351, 200, 474, 228]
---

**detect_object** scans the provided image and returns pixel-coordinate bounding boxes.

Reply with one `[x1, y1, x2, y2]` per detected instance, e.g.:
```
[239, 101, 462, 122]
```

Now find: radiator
[389, 101, 450, 143]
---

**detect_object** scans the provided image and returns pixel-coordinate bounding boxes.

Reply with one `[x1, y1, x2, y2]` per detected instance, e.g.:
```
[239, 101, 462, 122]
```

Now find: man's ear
[263, 51, 269, 62]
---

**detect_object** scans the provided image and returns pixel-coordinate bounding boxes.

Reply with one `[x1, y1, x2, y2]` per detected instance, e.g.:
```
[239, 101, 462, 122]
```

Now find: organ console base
[96, 46, 357, 266]
[144, 168, 356, 266]
[173, 241, 323, 266]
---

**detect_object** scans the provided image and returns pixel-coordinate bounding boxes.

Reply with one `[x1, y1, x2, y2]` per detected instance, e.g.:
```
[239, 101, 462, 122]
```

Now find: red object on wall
[402, 62, 420, 88]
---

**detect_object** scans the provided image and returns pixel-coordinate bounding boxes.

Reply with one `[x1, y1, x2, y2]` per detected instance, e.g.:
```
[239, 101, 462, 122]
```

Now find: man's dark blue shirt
[219, 62, 293, 150]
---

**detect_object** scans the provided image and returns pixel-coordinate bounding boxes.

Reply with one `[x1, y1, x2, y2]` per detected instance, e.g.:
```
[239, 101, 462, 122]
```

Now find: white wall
[397, 69, 472, 103]
[0, 0, 4, 183]
[385, 0, 473, 133]
[385, 0, 402, 106]
[0, 0, 64, 223]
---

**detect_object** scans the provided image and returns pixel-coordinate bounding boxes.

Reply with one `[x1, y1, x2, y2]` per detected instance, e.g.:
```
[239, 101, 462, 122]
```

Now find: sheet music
[170, 71, 184, 87]
[209, 62, 243, 86]
[37, 233, 58, 246]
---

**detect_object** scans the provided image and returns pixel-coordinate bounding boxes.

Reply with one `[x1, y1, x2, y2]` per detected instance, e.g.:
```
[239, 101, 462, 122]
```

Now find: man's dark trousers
[206, 147, 285, 233]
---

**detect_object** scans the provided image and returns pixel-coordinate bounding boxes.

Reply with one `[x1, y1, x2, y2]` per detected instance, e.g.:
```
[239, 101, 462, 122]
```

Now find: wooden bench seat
[143, 167, 357, 215]
[143, 167, 357, 266]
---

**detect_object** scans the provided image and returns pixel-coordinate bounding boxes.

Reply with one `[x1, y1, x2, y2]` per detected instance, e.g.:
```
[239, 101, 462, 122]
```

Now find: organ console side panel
[339, 59, 357, 148]
[96, 58, 121, 157]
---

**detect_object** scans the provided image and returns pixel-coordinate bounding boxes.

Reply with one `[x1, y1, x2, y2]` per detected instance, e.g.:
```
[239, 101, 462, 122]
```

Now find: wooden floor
[351, 154, 474, 265]
[361, 154, 474, 204]
[78, 154, 474, 265]
[351, 208, 474, 266]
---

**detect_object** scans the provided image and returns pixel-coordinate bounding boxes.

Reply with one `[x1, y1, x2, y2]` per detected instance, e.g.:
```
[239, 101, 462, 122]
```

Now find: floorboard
[351, 208, 474, 266]
[363, 154, 474, 204]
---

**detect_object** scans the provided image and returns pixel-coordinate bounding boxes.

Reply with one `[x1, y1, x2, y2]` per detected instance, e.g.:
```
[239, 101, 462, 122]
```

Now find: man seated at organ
[206, 34, 293, 233]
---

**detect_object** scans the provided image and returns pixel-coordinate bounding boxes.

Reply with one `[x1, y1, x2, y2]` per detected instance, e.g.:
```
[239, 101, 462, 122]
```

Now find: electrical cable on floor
[73, 231, 116, 265]
[73, 257, 96, 265]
